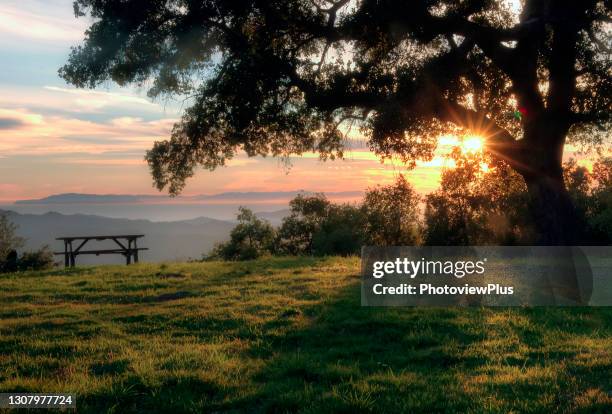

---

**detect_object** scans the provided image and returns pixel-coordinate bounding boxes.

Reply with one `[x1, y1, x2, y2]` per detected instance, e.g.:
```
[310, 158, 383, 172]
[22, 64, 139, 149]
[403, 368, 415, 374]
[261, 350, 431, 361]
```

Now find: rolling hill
[1, 210, 238, 264]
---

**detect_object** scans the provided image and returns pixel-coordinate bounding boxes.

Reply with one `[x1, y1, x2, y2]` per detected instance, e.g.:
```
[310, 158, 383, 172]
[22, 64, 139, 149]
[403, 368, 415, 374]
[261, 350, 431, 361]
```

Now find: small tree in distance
[274, 176, 422, 257]
[207, 207, 275, 261]
[0, 213, 25, 262]
[362, 175, 421, 246]
[0, 214, 54, 273]
[277, 193, 364, 256]
[424, 150, 531, 245]
[276, 194, 331, 255]
[311, 203, 364, 255]
[590, 159, 612, 242]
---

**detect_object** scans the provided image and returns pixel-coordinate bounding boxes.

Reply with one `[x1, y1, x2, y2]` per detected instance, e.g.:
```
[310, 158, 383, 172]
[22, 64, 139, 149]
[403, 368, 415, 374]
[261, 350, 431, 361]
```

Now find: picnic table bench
[54, 235, 147, 267]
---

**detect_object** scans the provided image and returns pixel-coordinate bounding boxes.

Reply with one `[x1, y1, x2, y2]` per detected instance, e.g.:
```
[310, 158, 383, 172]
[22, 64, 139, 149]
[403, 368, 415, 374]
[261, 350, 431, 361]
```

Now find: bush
[0, 213, 55, 272]
[276, 194, 331, 255]
[0, 213, 24, 262]
[17, 246, 55, 271]
[206, 207, 275, 261]
[311, 204, 364, 256]
[587, 157, 612, 243]
[0, 250, 18, 273]
[276, 194, 364, 256]
[362, 174, 421, 246]
[423, 151, 532, 245]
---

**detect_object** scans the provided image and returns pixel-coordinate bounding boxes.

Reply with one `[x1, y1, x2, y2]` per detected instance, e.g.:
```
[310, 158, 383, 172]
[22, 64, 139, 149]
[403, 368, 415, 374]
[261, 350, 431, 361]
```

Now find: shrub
[17, 246, 55, 271]
[0, 213, 25, 262]
[311, 204, 364, 256]
[206, 207, 275, 261]
[0, 250, 18, 273]
[276, 194, 364, 256]
[276, 194, 331, 255]
[0, 214, 55, 272]
[362, 174, 421, 246]
[423, 151, 532, 245]
[588, 157, 612, 243]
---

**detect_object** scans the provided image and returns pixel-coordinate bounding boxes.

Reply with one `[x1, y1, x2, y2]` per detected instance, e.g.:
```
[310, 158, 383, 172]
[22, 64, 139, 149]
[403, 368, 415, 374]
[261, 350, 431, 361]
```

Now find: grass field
[0, 257, 610, 413]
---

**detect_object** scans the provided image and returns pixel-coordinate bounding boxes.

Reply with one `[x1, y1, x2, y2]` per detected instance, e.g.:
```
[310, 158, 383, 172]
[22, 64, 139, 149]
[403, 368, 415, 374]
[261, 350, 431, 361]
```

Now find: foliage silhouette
[61, 0, 611, 244]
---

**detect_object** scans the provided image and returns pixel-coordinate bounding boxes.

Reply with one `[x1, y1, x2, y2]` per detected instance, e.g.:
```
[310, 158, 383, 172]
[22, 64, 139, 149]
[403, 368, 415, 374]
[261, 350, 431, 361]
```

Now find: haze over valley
[0, 191, 363, 263]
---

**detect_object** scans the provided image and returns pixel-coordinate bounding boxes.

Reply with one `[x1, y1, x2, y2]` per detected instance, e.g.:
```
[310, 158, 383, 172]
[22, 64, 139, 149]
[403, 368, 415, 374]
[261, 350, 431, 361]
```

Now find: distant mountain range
[15, 191, 363, 204]
[4, 192, 357, 260]
[1, 209, 289, 265]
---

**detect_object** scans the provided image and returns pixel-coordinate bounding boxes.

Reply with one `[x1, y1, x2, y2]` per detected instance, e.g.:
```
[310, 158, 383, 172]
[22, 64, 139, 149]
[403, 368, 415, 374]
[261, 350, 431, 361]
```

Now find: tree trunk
[518, 131, 590, 304]
[524, 170, 581, 246]
[518, 117, 581, 246]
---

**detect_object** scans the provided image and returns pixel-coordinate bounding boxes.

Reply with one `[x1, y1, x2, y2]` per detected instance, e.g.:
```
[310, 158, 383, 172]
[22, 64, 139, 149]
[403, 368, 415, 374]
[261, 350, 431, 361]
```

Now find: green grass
[0, 257, 610, 413]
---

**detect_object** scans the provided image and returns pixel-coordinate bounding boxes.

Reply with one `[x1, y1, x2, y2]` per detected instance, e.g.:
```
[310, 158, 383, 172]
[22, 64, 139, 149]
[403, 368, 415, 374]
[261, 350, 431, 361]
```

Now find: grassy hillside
[0, 257, 610, 413]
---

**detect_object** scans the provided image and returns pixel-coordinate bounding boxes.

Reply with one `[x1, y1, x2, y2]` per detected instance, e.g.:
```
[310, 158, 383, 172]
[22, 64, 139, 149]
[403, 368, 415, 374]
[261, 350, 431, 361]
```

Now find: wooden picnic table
[54, 235, 147, 267]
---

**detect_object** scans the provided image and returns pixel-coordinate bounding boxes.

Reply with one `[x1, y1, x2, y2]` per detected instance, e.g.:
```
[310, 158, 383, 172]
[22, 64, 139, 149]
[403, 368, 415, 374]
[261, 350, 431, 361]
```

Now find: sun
[461, 136, 484, 154]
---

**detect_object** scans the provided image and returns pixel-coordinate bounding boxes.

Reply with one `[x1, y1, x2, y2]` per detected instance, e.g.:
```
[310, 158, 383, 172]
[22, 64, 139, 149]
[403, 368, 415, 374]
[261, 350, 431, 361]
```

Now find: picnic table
[54, 235, 147, 267]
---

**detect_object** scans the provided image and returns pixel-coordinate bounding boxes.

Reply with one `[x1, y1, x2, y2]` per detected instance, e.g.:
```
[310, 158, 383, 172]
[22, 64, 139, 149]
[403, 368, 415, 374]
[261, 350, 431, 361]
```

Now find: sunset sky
[0, 0, 591, 203]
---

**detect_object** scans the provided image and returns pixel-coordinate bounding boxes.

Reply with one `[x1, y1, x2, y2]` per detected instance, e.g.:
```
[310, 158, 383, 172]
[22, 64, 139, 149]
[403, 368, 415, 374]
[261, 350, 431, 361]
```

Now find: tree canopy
[61, 0, 609, 186]
[362, 174, 421, 245]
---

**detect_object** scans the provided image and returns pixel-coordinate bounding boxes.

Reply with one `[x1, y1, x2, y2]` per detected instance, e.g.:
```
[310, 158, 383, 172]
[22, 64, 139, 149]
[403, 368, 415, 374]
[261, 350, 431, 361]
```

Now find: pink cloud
[0, 108, 175, 156]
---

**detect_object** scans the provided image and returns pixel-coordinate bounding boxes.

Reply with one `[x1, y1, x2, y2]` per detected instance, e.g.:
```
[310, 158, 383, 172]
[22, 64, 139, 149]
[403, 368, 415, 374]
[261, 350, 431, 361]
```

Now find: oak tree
[61, 0, 611, 244]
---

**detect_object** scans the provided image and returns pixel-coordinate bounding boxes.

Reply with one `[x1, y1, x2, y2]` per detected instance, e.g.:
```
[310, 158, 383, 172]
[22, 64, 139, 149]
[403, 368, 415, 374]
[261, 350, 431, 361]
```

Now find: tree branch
[434, 98, 526, 172]
[432, 17, 520, 78]
[570, 111, 608, 125]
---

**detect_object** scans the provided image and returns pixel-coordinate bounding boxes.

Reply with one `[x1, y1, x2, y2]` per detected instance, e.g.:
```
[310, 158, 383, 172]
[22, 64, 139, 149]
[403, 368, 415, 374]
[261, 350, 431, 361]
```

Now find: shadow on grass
[78, 374, 222, 413]
[0, 266, 99, 279]
[233, 286, 611, 413]
[231, 283, 482, 413]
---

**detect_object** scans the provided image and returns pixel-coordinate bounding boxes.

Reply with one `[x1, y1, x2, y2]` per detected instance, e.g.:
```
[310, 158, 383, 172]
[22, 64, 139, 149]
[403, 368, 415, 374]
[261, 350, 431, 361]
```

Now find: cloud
[225, 157, 260, 167]
[0, 183, 23, 202]
[44, 86, 158, 111]
[0, 117, 24, 129]
[0, 107, 176, 156]
[0, 0, 87, 45]
[57, 158, 147, 166]
[0, 86, 180, 126]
